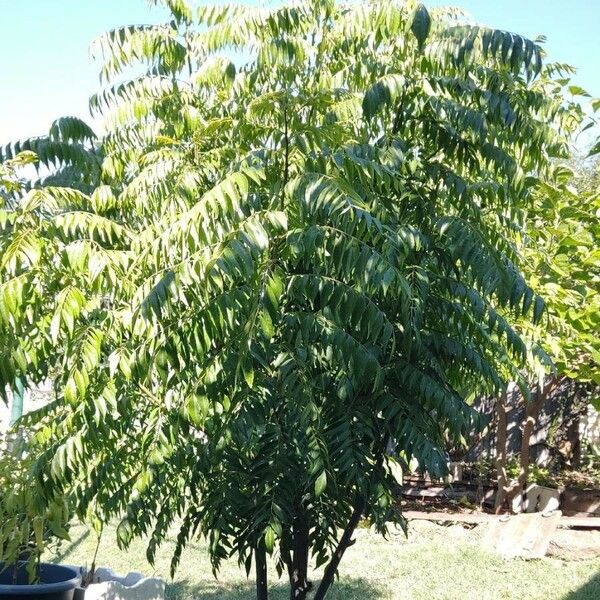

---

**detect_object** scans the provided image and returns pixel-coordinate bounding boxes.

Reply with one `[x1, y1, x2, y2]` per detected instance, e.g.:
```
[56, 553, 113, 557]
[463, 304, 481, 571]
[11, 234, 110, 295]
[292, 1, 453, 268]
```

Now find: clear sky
[1, 0, 598, 146]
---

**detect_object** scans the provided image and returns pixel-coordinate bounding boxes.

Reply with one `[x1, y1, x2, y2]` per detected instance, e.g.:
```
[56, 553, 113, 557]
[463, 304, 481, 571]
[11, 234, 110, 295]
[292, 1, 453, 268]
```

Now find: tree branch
[312, 495, 365, 600]
[314, 430, 390, 599]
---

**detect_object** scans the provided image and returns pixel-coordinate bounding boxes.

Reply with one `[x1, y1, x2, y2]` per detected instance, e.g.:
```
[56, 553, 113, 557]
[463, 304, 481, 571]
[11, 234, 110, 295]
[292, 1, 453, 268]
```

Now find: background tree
[0, 117, 101, 420]
[1, 1, 580, 598]
[0, 151, 37, 424]
[0, 117, 100, 193]
[495, 143, 600, 511]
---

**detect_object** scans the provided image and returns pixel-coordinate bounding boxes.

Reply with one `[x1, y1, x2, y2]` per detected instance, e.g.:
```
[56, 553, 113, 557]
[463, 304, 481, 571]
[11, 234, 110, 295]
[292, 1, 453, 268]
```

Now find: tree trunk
[506, 400, 539, 512]
[289, 509, 311, 600]
[505, 378, 559, 512]
[313, 497, 364, 600]
[494, 390, 508, 513]
[255, 541, 268, 600]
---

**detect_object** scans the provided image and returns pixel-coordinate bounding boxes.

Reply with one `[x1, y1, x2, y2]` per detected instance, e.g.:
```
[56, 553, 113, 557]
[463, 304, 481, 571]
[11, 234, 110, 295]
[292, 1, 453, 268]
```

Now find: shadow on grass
[563, 570, 600, 600]
[167, 577, 385, 600]
[51, 528, 90, 564]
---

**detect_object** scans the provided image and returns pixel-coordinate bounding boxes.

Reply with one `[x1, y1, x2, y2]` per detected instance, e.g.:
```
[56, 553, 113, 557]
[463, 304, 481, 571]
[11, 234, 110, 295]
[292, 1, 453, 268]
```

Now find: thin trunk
[505, 378, 559, 512]
[506, 401, 539, 512]
[290, 510, 311, 600]
[313, 497, 364, 600]
[82, 530, 103, 587]
[255, 541, 268, 600]
[494, 390, 508, 513]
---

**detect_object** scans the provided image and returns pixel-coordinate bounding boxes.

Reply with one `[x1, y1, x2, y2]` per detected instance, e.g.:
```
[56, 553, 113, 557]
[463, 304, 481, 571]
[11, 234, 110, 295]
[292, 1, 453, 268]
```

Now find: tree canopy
[0, 1, 591, 598]
[522, 161, 600, 386]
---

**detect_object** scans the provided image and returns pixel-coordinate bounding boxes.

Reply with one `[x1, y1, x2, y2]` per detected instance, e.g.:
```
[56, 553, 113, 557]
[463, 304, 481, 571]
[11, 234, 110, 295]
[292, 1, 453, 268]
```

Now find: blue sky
[1, 0, 598, 146]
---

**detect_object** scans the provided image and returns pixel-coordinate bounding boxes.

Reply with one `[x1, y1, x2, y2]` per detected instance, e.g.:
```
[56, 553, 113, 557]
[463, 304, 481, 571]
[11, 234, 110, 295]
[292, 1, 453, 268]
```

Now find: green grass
[49, 521, 600, 599]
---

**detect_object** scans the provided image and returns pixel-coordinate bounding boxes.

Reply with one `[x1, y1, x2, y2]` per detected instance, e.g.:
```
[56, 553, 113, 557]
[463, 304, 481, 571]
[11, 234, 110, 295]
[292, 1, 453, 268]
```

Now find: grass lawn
[50, 520, 600, 599]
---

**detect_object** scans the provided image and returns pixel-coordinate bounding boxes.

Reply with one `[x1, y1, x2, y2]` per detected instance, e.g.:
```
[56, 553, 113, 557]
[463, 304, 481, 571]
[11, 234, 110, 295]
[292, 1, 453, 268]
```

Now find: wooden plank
[402, 481, 495, 492]
[401, 483, 496, 502]
[402, 487, 494, 500]
[403, 510, 494, 524]
[558, 516, 600, 528]
[402, 487, 446, 496]
[403, 510, 600, 529]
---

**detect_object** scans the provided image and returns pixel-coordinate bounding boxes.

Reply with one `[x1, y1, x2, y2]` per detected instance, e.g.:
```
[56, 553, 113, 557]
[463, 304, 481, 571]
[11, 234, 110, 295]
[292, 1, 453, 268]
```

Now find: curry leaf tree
[0, 1, 579, 598]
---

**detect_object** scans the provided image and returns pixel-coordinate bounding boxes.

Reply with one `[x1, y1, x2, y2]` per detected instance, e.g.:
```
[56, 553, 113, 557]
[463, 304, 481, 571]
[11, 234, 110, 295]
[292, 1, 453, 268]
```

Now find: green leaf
[362, 75, 404, 120]
[315, 471, 327, 497]
[588, 139, 600, 157]
[242, 357, 254, 388]
[411, 4, 431, 51]
[33, 516, 44, 551]
[64, 377, 78, 405]
[533, 295, 545, 323]
[568, 85, 590, 97]
[264, 526, 276, 554]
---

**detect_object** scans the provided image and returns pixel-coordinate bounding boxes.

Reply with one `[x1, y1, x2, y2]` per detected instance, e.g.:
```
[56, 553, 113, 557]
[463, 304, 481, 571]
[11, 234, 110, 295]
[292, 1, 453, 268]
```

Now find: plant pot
[72, 567, 165, 600]
[0, 563, 80, 600]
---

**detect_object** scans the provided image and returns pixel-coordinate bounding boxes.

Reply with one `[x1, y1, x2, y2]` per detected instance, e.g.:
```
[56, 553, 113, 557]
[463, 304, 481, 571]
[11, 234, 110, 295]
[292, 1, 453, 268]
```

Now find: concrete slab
[482, 511, 562, 558]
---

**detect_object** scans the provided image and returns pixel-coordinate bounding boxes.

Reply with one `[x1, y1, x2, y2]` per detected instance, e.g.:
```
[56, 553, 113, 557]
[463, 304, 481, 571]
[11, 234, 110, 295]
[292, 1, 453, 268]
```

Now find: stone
[523, 484, 561, 513]
[483, 510, 562, 559]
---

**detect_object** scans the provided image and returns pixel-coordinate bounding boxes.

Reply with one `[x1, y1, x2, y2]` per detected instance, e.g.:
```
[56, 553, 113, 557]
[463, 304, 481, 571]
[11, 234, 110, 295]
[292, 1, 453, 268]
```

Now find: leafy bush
[0, 436, 71, 583]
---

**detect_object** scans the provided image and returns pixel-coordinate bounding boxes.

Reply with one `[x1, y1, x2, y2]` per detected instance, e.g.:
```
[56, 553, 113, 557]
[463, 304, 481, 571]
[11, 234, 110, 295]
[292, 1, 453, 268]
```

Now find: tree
[496, 153, 600, 511]
[1, 1, 577, 598]
[0, 118, 100, 411]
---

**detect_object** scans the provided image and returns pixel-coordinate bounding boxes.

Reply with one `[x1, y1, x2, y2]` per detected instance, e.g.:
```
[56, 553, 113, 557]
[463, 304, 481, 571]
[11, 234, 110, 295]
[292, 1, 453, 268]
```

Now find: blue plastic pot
[0, 563, 80, 600]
